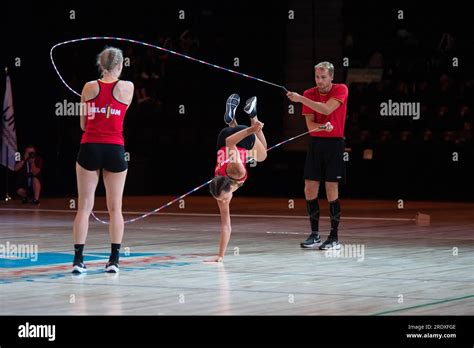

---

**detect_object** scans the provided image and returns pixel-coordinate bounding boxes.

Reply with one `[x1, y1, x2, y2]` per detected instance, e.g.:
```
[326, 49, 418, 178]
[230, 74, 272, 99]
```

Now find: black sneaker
[300, 232, 321, 248]
[319, 236, 341, 250]
[224, 93, 240, 125]
[105, 260, 119, 273]
[32, 199, 40, 205]
[244, 96, 257, 118]
[72, 262, 87, 274]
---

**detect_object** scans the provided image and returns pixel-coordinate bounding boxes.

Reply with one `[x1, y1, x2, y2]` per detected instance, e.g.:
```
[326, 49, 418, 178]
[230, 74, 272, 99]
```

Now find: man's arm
[303, 114, 334, 133]
[287, 92, 342, 115]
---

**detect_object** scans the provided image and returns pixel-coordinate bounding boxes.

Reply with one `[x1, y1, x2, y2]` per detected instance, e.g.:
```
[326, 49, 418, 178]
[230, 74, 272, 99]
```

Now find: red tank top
[214, 146, 248, 183]
[81, 80, 129, 145]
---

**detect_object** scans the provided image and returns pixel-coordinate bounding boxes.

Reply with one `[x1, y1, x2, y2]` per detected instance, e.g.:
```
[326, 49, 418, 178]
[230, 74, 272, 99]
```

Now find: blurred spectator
[15, 145, 43, 205]
[179, 29, 200, 55]
[422, 129, 434, 143]
[368, 51, 384, 68]
[437, 32, 456, 54]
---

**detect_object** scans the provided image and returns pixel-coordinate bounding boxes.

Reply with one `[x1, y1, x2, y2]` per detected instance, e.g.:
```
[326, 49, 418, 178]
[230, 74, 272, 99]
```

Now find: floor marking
[0, 207, 415, 222]
[373, 294, 474, 315]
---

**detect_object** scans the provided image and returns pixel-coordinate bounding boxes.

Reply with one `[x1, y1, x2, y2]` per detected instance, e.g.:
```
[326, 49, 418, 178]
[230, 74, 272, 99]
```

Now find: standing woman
[72, 47, 134, 274]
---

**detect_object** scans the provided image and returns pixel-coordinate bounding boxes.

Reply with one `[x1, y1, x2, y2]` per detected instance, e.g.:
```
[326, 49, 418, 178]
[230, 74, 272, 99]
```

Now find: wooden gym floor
[1, 197, 473, 315]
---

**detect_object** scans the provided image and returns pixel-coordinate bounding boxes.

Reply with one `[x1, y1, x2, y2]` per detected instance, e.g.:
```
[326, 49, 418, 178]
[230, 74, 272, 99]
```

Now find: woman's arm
[225, 122, 262, 148]
[225, 122, 263, 178]
[204, 199, 232, 262]
[123, 81, 135, 109]
[80, 84, 89, 131]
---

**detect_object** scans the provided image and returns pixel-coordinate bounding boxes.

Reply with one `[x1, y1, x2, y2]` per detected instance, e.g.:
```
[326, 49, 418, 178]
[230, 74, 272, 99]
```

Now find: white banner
[1, 70, 18, 171]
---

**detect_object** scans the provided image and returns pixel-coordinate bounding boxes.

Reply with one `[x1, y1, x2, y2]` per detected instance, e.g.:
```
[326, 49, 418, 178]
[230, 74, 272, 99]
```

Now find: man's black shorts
[304, 137, 345, 182]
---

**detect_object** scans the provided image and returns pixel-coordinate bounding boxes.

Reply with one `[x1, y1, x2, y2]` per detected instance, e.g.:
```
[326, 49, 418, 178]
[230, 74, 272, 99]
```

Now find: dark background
[2, 0, 473, 201]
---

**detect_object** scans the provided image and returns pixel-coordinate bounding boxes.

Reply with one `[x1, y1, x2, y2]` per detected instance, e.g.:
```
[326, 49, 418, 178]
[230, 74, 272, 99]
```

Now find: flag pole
[3, 67, 12, 202]
[4, 144, 11, 202]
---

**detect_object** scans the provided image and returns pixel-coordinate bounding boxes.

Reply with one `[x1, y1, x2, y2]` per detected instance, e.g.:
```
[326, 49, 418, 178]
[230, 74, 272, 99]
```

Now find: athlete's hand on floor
[203, 256, 224, 263]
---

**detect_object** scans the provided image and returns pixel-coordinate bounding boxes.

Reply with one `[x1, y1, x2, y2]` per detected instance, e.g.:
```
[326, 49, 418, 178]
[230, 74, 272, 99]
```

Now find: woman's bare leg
[103, 169, 128, 244]
[250, 116, 267, 149]
[73, 163, 100, 244]
[249, 116, 268, 162]
[250, 137, 267, 162]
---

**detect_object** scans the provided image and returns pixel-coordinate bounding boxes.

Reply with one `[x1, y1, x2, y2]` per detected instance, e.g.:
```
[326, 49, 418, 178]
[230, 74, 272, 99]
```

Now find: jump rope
[50, 36, 326, 224]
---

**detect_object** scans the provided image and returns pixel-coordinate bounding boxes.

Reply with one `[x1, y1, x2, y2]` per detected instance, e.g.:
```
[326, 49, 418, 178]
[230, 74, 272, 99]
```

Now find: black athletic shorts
[216, 125, 256, 151]
[77, 143, 128, 172]
[304, 137, 345, 182]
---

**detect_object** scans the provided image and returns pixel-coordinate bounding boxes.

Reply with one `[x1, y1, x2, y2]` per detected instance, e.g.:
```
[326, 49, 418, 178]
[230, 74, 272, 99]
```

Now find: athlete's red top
[214, 146, 248, 184]
[81, 80, 129, 145]
[302, 83, 348, 138]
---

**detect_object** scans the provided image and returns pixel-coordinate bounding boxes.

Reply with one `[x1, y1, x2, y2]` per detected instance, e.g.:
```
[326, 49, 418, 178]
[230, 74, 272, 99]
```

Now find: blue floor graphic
[0, 252, 193, 284]
[0, 252, 169, 268]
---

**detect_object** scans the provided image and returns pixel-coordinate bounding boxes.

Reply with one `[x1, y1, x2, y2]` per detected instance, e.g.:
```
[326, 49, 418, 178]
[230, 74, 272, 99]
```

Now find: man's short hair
[314, 61, 334, 76]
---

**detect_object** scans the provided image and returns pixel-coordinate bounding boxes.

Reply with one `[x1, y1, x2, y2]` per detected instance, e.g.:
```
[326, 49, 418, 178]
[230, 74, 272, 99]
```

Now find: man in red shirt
[287, 61, 348, 250]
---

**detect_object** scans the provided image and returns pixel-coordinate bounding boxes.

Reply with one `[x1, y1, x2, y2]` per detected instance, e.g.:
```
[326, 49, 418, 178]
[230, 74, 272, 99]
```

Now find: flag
[1, 67, 17, 170]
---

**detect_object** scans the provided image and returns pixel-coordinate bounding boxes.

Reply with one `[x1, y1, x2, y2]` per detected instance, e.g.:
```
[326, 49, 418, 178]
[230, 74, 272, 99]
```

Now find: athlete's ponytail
[97, 47, 124, 76]
[209, 175, 233, 199]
